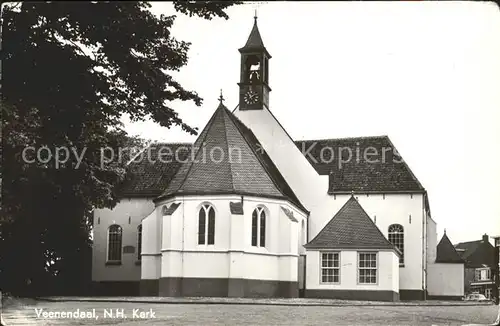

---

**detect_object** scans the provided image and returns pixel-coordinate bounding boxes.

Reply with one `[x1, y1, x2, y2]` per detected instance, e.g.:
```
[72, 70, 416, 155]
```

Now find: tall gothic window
[137, 224, 142, 261]
[388, 224, 404, 266]
[107, 225, 123, 262]
[251, 207, 266, 247]
[198, 204, 215, 245]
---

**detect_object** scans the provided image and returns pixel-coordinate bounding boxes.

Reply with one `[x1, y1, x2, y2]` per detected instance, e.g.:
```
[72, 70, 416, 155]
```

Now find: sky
[123, 1, 500, 245]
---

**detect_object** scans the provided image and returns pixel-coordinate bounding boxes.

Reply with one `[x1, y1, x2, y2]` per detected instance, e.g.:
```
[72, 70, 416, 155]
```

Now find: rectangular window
[476, 268, 491, 281]
[320, 252, 340, 283]
[358, 252, 377, 284]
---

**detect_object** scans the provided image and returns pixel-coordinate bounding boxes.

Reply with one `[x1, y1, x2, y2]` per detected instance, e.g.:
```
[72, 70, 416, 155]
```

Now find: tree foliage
[0, 1, 241, 296]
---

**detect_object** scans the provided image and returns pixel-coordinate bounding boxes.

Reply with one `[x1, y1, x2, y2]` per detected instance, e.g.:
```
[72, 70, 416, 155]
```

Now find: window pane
[198, 208, 206, 245]
[207, 207, 215, 245]
[260, 210, 266, 247]
[137, 225, 142, 261]
[333, 255, 339, 268]
[251, 210, 258, 246]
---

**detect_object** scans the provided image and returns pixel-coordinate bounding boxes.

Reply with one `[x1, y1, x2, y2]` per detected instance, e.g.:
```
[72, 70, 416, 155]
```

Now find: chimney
[483, 234, 489, 242]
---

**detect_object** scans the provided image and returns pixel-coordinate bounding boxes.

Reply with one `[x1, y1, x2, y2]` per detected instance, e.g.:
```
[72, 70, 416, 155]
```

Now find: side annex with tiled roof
[304, 196, 401, 302]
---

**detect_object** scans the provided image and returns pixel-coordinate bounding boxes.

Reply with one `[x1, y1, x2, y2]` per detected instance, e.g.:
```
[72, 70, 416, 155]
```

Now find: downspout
[303, 212, 310, 297]
[181, 195, 185, 294]
[422, 193, 427, 300]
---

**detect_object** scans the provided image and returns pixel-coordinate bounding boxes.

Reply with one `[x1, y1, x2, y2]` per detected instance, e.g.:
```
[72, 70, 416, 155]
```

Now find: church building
[91, 17, 465, 301]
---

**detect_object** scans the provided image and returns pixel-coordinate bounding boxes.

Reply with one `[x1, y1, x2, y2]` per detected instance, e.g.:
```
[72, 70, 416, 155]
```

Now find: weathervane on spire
[254, 9, 258, 21]
[218, 89, 225, 104]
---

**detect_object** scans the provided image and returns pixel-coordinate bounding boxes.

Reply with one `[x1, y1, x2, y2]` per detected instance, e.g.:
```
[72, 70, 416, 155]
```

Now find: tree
[0, 1, 241, 296]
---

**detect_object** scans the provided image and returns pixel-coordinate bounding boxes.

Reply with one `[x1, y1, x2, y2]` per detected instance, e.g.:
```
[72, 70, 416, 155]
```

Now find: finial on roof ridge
[218, 89, 225, 104]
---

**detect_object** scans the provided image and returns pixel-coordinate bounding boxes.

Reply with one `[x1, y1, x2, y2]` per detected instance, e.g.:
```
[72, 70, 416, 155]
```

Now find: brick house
[455, 234, 496, 299]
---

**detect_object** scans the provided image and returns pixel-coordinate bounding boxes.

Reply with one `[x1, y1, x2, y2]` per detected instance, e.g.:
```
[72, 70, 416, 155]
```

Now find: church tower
[238, 14, 271, 111]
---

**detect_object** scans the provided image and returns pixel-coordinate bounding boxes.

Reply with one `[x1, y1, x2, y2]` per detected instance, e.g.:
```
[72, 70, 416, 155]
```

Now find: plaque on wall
[123, 245, 135, 254]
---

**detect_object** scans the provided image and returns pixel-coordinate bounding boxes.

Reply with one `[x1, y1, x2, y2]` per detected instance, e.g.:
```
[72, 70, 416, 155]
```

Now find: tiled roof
[455, 239, 495, 268]
[240, 18, 266, 50]
[119, 143, 191, 197]
[436, 233, 464, 264]
[156, 102, 306, 213]
[305, 196, 397, 251]
[455, 240, 482, 260]
[295, 136, 424, 193]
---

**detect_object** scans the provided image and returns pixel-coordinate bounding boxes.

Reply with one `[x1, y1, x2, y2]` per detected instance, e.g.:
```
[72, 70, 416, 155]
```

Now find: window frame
[106, 224, 123, 265]
[319, 252, 341, 284]
[388, 224, 404, 267]
[357, 251, 378, 285]
[251, 206, 267, 248]
[476, 267, 491, 281]
[198, 203, 216, 246]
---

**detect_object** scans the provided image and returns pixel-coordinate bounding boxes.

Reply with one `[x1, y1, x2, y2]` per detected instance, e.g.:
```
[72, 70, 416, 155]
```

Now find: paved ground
[2, 299, 499, 325]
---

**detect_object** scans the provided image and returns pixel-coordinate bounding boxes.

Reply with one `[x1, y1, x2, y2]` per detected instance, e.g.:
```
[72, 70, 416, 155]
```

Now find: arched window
[107, 225, 123, 262]
[252, 207, 266, 247]
[388, 224, 404, 266]
[198, 204, 215, 245]
[137, 224, 142, 261]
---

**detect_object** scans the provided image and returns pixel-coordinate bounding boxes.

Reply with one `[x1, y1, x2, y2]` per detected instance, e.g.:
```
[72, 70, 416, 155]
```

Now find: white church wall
[426, 215, 438, 265]
[157, 194, 305, 282]
[92, 197, 154, 282]
[141, 209, 161, 280]
[427, 263, 464, 297]
[306, 250, 399, 293]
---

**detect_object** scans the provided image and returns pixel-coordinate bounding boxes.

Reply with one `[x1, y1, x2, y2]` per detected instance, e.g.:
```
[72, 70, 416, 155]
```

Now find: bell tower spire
[238, 15, 271, 111]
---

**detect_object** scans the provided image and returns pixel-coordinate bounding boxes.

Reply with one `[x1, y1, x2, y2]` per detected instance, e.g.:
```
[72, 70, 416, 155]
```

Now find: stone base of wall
[305, 289, 399, 302]
[91, 281, 140, 296]
[159, 277, 298, 298]
[399, 289, 426, 301]
[140, 279, 159, 296]
[427, 295, 463, 301]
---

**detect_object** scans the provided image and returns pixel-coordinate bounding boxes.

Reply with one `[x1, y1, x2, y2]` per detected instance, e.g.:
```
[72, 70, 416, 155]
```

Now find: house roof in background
[454, 238, 495, 267]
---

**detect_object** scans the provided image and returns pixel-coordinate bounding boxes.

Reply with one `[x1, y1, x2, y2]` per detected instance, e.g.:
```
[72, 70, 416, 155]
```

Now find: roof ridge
[456, 240, 482, 245]
[295, 135, 389, 142]
[220, 107, 236, 193]
[148, 142, 193, 146]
